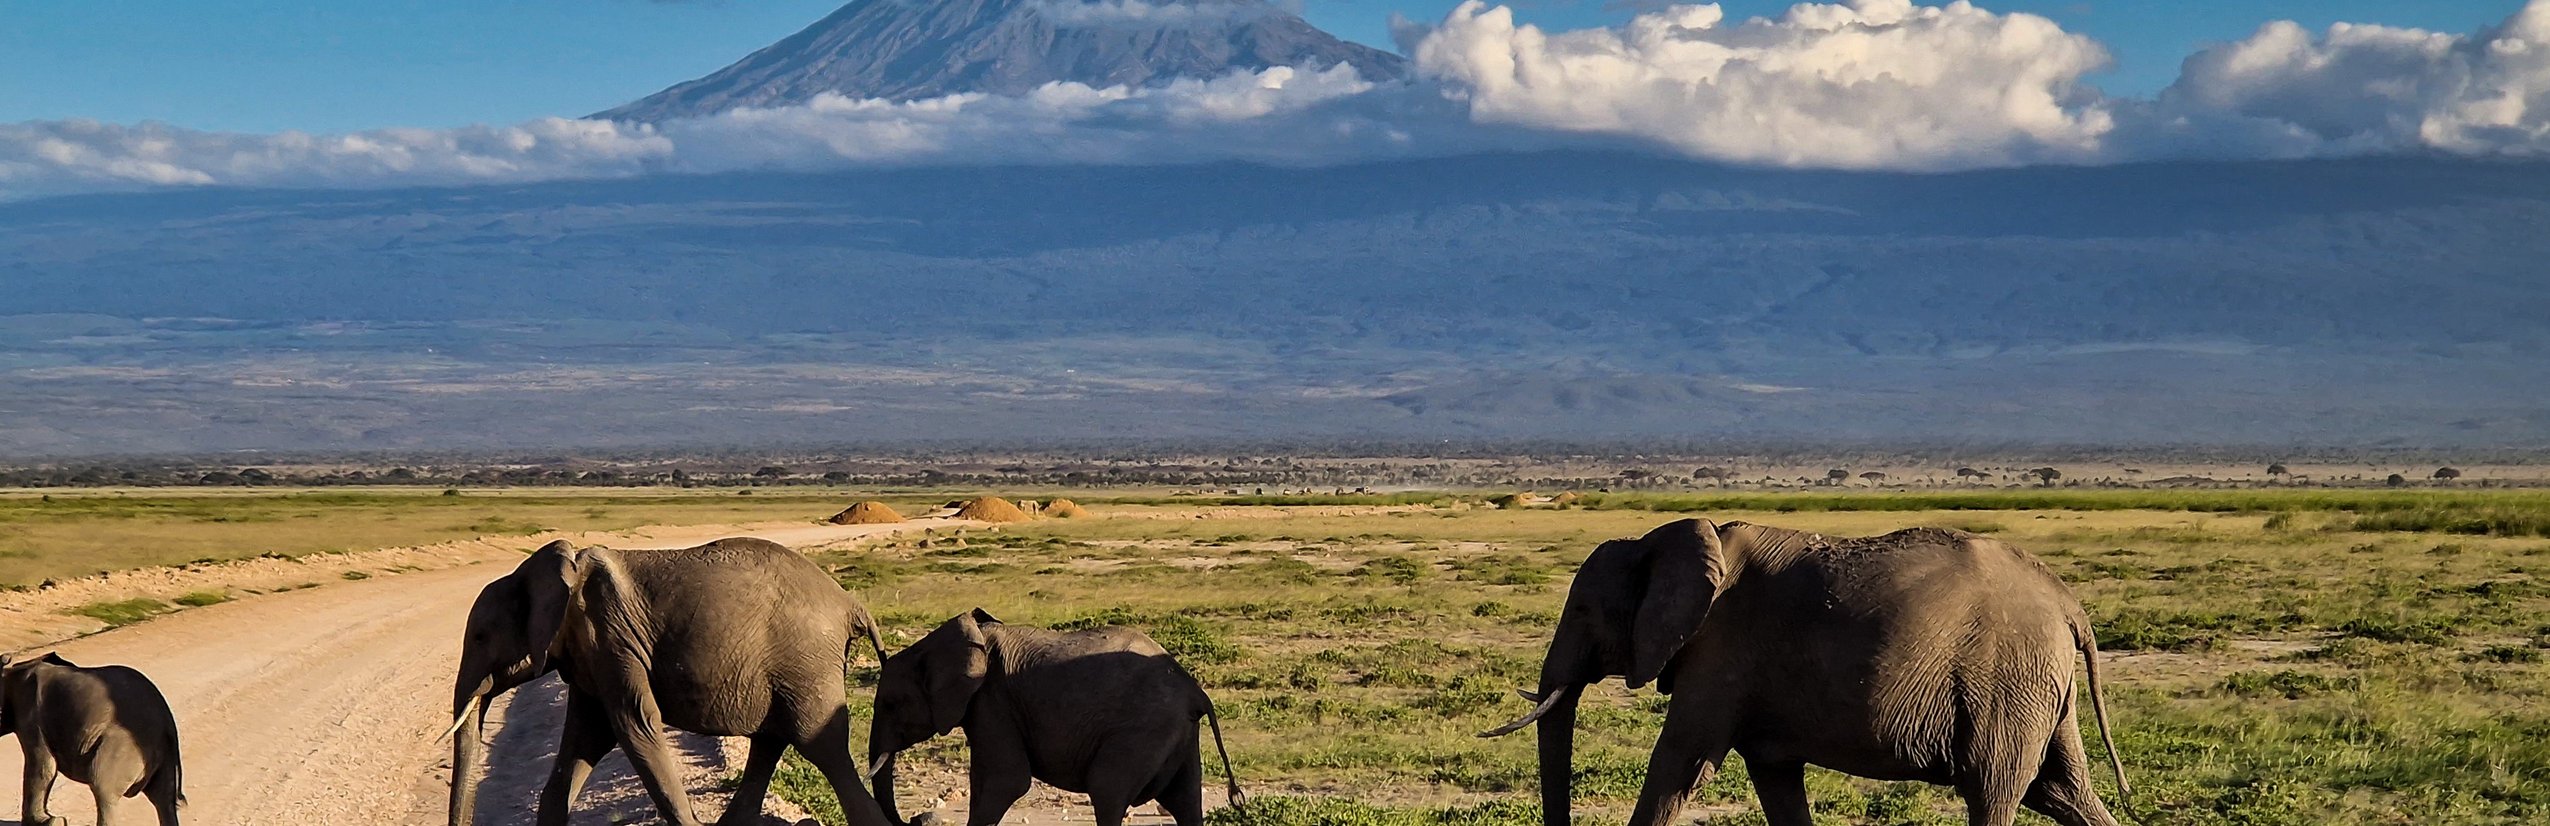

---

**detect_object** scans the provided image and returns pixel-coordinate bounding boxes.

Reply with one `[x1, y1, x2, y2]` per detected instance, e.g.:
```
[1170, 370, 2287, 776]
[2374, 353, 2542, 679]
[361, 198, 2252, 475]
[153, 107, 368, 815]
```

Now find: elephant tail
[1202, 695, 1244, 809]
[850, 600, 888, 666]
[2077, 623, 2132, 821]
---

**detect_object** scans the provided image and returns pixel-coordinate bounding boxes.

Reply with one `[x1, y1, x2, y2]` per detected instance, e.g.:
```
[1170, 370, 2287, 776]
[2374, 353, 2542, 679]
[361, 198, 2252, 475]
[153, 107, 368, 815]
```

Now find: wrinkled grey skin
[445, 537, 892, 826]
[1485, 519, 2128, 826]
[867, 610, 1242, 826]
[0, 652, 184, 826]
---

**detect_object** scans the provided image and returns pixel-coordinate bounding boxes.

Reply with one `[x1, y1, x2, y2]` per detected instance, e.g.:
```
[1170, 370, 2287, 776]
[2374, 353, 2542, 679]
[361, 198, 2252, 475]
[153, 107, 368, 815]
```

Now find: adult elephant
[1482, 519, 2128, 826]
[443, 537, 892, 826]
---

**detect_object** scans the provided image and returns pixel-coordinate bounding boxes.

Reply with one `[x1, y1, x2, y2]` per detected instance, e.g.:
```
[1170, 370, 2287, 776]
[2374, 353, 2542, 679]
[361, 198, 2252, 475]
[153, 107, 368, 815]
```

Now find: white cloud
[0, 65, 1464, 200]
[15, 0, 2550, 200]
[1408, 0, 2118, 170]
[2142, 0, 2550, 158]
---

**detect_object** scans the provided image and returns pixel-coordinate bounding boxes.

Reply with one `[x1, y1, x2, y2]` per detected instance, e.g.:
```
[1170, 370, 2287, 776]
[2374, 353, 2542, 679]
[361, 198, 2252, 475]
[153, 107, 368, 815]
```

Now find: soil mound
[953, 497, 1034, 523]
[1044, 499, 1089, 519]
[828, 501, 907, 525]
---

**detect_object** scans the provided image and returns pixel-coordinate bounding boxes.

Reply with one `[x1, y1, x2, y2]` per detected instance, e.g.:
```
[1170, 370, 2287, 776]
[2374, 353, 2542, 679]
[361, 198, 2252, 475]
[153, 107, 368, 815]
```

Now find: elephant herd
[2, 518, 2134, 826]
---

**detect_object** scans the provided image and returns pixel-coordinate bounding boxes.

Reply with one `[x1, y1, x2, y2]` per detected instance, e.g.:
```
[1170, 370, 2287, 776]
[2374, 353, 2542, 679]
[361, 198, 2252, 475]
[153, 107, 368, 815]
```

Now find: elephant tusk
[1516, 688, 1542, 703]
[1478, 685, 1570, 738]
[866, 753, 890, 781]
[437, 710, 472, 743]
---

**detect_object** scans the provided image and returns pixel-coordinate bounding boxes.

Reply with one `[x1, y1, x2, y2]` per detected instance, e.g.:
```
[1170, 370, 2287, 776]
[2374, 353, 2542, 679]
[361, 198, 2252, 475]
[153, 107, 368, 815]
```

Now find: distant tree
[1693, 467, 1732, 480]
[1826, 469, 1851, 485]
[238, 468, 274, 485]
[2386, 473, 2408, 487]
[1859, 471, 1887, 484]
[197, 471, 242, 486]
[753, 465, 790, 479]
[385, 467, 418, 480]
[2267, 463, 2290, 479]
[1953, 467, 1983, 479]
[2030, 467, 2063, 486]
[2434, 467, 2463, 481]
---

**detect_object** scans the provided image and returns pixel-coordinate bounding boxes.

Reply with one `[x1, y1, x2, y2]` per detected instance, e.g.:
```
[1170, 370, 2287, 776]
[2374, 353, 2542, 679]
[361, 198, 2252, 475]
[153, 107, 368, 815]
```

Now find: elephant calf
[1, 652, 185, 826]
[869, 609, 1242, 826]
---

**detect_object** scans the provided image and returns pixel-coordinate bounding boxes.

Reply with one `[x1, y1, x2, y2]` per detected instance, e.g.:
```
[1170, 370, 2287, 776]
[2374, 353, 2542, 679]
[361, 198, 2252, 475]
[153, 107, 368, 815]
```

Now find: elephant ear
[924, 611, 994, 735]
[1627, 519, 1730, 690]
[518, 540, 584, 675]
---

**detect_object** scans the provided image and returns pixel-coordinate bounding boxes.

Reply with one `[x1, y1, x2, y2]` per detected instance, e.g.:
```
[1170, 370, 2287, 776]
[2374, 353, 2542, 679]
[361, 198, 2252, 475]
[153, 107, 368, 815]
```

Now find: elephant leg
[19, 738, 62, 826]
[1745, 759, 1813, 826]
[961, 741, 1034, 826]
[1622, 700, 1736, 826]
[539, 692, 618, 825]
[144, 775, 180, 826]
[1956, 735, 2041, 826]
[1153, 750, 1206, 826]
[2021, 709, 2120, 826]
[91, 780, 128, 826]
[1082, 737, 1163, 826]
[601, 684, 707, 826]
[715, 735, 787, 826]
[790, 705, 891, 826]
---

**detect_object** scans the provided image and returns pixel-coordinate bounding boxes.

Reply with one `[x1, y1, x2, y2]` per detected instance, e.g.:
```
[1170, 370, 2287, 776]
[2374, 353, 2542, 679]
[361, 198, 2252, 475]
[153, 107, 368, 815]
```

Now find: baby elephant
[0, 652, 184, 826]
[868, 609, 1241, 826]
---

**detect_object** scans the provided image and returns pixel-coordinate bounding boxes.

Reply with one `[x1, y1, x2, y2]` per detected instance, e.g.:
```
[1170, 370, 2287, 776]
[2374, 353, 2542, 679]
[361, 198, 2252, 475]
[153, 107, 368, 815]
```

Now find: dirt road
[0, 519, 956, 826]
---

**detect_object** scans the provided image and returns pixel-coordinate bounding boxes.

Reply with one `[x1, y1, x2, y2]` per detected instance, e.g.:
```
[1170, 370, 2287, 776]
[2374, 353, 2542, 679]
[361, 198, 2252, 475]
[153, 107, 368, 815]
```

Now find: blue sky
[0, 0, 2522, 133]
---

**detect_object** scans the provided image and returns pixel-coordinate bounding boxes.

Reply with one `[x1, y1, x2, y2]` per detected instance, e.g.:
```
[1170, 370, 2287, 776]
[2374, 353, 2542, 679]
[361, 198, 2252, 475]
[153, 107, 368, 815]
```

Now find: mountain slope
[6, 153, 2550, 453]
[596, 0, 1408, 121]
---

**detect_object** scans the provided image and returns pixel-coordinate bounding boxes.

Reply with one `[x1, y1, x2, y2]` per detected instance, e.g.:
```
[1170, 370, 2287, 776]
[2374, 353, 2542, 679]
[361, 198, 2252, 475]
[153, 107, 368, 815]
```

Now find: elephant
[0, 652, 184, 826]
[444, 537, 893, 826]
[1482, 519, 2128, 826]
[866, 609, 1242, 826]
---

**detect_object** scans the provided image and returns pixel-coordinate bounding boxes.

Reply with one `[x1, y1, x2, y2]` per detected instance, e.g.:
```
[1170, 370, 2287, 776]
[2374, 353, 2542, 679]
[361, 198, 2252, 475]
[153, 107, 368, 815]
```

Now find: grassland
[6, 486, 2547, 824]
[774, 496, 2550, 826]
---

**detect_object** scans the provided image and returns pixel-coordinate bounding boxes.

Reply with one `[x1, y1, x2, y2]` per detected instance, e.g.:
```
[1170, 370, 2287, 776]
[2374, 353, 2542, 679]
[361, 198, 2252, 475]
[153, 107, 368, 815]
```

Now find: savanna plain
[4, 485, 2546, 825]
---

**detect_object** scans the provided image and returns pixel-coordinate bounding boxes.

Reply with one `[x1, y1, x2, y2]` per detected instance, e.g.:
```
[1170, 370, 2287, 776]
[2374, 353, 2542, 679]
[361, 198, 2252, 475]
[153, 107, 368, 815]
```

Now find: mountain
[6, 153, 2550, 455]
[595, 0, 1410, 121]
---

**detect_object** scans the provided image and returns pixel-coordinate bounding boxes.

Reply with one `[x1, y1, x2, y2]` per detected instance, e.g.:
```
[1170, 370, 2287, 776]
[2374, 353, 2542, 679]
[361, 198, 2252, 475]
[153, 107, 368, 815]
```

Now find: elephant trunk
[868, 749, 904, 826]
[1534, 688, 1581, 826]
[447, 694, 488, 826]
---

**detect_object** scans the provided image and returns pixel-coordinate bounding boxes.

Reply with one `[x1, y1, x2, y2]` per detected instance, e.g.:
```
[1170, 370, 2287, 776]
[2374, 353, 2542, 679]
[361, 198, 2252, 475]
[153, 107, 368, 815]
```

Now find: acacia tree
[2267, 463, 2290, 479]
[2030, 467, 2063, 486]
[2434, 467, 2463, 481]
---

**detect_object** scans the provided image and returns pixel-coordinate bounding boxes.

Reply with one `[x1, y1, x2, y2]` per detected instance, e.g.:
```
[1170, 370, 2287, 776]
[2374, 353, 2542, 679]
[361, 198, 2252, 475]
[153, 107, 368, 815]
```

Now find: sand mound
[954, 496, 1034, 523]
[828, 501, 907, 525]
[1044, 499, 1089, 519]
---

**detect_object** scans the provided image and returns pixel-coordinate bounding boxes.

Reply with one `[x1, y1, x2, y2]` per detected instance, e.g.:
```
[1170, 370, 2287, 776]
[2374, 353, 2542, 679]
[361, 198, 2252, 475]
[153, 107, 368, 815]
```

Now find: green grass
[172, 590, 229, 607]
[68, 597, 171, 627]
[774, 496, 2550, 826]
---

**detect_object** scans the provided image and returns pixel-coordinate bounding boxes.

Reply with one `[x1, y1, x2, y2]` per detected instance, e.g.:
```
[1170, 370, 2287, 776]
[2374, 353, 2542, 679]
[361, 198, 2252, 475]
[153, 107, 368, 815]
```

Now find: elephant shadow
[470, 673, 798, 825]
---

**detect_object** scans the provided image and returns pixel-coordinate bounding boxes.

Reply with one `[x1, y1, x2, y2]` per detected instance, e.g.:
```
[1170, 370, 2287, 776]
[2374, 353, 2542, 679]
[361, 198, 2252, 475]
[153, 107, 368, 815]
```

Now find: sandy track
[0, 519, 958, 826]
